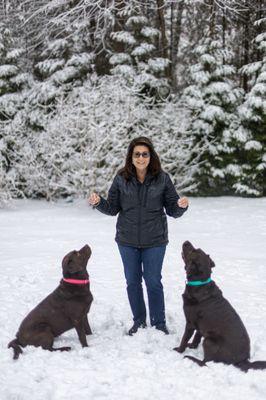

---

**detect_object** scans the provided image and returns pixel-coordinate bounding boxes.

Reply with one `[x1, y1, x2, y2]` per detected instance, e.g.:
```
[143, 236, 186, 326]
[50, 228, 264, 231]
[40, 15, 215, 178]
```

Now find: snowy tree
[27, 33, 94, 132]
[0, 24, 29, 121]
[182, 35, 244, 195]
[0, 23, 30, 204]
[146, 100, 202, 194]
[2, 0, 266, 205]
[229, 20, 266, 196]
[109, 5, 170, 99]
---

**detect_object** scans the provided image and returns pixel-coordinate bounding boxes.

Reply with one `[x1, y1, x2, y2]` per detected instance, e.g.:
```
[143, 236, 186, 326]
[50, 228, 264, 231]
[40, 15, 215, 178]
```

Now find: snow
[148, 58, 170, 73]
[51, 66, 80, 84]
[140, 27, 160, 39]
[0, 64, 18, 78]
[6, 48, 24, 61]
[125, 16, 148, 28]
[1, 197, 266, 399]
[240, 61, 262, 76]
[111, 31, 136, 45]
[200, 105, 226, 122]
[109, 53, 132, 66]
[66, 53, 94, 67]
[131, 43, 156, 57]
[206, 81, 232, 95]
[245, 140, 263, 151]
[226, 164, 242, 177]
[36, 59, 66, 76]
[233, 184, 261, 197]
[111, 64, 135, 77]
[43, 39, 69, 57]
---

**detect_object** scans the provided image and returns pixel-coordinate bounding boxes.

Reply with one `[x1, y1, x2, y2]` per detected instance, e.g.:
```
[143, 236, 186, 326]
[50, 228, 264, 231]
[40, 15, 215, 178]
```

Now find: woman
[89, 137, 188, 335]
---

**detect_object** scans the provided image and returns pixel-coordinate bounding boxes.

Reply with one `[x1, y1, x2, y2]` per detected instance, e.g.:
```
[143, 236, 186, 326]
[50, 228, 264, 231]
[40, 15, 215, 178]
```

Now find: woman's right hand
[88, 192, 100, 206]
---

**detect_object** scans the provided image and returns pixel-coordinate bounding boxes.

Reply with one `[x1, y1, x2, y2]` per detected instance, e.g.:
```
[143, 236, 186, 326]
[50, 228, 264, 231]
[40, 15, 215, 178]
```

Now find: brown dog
[8, 244, 93, 359]
[174, 241, 266, 372]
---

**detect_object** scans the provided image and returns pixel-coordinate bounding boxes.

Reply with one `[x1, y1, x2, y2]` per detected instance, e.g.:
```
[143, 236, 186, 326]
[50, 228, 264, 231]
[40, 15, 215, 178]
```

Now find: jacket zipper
[137, 182, 142, 247]
[137, 177, 150, 247]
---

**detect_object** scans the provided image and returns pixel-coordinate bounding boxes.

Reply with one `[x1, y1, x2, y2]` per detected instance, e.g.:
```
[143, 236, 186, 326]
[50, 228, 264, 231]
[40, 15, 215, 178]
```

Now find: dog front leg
[83, 315, 92, 335]
[74, 320, 88, 347]
[173, 322, 195, 353]
[188, 331, 202, 349]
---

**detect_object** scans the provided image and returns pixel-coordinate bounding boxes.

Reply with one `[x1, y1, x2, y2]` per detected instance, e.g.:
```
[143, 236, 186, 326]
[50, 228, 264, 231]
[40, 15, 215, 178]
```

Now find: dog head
[62, 245, 91, 278]
[182, 241, 215, 281]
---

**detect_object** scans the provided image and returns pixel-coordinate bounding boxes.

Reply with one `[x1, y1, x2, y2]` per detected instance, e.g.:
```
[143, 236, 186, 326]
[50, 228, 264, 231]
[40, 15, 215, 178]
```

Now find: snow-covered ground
[1, 197, 266, 400]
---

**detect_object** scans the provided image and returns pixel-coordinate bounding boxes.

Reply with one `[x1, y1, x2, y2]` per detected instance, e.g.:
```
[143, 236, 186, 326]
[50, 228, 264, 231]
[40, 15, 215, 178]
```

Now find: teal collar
[186, 278, 212, 286]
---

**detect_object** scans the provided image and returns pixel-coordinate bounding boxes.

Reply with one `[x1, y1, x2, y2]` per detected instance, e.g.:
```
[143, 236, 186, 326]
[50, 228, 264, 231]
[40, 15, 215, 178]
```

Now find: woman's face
[132, 145, 150, 173]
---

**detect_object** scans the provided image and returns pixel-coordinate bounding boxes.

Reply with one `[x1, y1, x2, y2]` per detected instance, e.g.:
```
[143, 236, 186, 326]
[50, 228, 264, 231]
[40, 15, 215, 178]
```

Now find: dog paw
[60, 346, 71, 352]
[173, 346, 185, 353]
[187, 343, 198, 349]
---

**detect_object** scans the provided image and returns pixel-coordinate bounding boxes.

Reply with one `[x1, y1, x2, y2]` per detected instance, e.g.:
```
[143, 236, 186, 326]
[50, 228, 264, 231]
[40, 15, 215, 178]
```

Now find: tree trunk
[242, 5, 250, 92]
[95, 0, 126, 75]
[156, 0, 170, 77]
[222, 5, 226, 49]
[208, 0, 216, 38]
[170, 0, 184, 91]
[255, 0, 263, 61]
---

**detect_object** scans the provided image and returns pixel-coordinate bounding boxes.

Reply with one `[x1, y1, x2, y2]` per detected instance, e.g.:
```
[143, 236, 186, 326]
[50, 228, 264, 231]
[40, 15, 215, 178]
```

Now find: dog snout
[79, 244, 91, 254]
[182, 241, 193, 251]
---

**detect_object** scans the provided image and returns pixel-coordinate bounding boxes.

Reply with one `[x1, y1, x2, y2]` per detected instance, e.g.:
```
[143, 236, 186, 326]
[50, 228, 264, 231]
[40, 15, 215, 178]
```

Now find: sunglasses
[133, 151, 150, 159]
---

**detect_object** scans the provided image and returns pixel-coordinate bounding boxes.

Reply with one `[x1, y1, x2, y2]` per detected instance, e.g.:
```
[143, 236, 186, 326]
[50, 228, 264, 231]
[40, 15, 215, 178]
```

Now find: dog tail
[236, 360, 266, 372]
[8, 339, 23, 360]
[184, 355, 207, 367]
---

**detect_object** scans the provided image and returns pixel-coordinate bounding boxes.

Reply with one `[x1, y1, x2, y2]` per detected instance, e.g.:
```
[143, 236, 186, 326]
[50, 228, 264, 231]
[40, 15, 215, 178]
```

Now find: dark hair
[119, 137, 162, 180]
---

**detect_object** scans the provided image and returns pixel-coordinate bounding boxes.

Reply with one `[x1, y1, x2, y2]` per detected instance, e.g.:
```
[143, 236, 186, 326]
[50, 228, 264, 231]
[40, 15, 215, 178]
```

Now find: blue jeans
[118, 244, 166, 327]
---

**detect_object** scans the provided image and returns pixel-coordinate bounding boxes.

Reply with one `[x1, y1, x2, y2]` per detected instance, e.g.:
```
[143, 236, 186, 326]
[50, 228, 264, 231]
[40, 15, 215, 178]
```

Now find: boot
[155, 324, 169, 335]
[128, 321, 147, 336]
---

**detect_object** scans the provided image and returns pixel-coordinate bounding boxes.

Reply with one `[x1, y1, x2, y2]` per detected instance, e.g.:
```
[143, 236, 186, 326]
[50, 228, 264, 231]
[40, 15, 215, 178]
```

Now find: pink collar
[63, 278, 89, 285]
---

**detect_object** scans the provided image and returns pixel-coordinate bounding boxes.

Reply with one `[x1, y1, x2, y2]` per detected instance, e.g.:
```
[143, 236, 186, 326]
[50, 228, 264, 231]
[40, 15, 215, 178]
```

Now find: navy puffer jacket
[96, 171, 187, 248]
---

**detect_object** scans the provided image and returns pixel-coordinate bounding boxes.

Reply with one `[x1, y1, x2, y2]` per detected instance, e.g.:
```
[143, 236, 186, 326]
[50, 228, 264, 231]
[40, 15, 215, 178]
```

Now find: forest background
[0, 0, 265, 206]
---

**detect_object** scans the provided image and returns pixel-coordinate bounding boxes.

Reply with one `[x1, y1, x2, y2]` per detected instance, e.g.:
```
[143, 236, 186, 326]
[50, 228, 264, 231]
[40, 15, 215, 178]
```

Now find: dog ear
[186, 260, 198, 276]
[62, 253, 71, 269]
[67, 258, 81, 274]
[62, 251, 82, 273]
[208, 256, 215, 268]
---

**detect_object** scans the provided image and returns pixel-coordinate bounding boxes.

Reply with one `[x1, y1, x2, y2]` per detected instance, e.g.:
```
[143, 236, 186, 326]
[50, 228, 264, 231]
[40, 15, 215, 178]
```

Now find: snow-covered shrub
[5, 74, 198, 202]
[37, 75, 197, 198]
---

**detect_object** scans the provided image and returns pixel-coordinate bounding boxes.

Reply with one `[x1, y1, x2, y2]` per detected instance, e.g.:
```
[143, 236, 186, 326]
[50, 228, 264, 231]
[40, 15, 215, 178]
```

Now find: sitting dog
[8, 244, 93, 359]
[174, 240, 266, 372]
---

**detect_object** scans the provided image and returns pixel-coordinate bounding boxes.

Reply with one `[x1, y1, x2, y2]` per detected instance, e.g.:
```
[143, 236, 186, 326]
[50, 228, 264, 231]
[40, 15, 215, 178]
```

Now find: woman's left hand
[178, 197, 189, 208]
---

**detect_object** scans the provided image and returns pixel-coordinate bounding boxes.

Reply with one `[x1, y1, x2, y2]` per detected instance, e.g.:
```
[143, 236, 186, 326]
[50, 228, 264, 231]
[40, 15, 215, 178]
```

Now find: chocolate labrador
[8, 244, 93, 359]
[174, 241, 266, 372]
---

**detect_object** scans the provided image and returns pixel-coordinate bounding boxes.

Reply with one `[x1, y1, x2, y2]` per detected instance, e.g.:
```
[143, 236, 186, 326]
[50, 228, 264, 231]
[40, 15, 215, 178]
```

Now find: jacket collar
[131, 172, 154, 185]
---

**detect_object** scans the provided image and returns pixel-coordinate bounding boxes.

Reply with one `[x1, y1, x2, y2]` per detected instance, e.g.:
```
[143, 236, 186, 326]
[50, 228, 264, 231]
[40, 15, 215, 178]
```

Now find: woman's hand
[88, 192, 100, 206]
[178, 197, 189, 208]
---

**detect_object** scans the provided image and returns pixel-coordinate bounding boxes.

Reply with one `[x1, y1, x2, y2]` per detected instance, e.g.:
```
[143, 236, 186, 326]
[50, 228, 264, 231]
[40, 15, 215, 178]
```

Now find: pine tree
[27, 35, 94, 132]
[20, 5, 95, 199]
[230, 21, 266, 196]
[182, 35, 244, 195]
[0, 23, 30, 204]
[109, 6, 170, 100]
